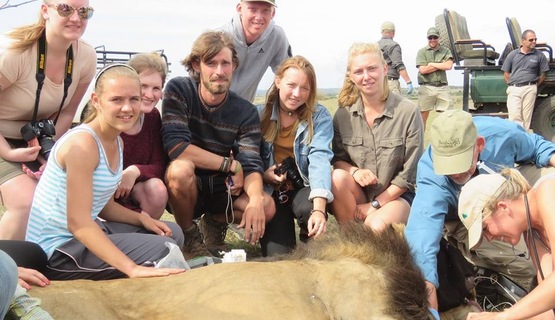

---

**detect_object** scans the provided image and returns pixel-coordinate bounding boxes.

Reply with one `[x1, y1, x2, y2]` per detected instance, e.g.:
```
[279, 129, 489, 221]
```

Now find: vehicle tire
[435, 15, 450, 52]
[531, 96, 555, 142]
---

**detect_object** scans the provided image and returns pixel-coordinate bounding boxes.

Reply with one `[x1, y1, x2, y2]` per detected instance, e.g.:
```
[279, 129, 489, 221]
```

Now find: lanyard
[32, 31, 74, 125]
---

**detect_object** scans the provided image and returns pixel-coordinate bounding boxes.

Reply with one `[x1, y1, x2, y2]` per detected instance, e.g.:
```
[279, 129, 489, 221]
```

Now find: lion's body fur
[31, 223, 434, 319]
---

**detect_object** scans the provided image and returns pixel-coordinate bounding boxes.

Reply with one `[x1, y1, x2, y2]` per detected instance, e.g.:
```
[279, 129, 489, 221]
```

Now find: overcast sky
[1, 0, 553, 90]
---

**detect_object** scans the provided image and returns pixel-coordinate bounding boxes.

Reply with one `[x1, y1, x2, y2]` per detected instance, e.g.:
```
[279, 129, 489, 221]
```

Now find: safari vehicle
[74, 47, 171, 123]
[95, 46, 170, 71]
[435, 9, 555, 141]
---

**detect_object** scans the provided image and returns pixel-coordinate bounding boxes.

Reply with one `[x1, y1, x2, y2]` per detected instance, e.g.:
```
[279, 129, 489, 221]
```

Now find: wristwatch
[370, 199, 381, 209]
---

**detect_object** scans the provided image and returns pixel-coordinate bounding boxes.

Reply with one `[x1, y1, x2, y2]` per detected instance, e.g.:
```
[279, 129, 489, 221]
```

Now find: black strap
[32, 32, 73, 126]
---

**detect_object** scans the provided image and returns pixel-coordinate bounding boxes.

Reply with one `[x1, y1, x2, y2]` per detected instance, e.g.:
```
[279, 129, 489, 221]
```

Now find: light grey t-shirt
[219, 14, 291, 102]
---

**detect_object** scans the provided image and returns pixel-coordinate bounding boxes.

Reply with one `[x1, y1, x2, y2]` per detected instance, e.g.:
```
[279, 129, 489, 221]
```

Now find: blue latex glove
[428, 307, 440, 320]
[406, 82, 414, 95]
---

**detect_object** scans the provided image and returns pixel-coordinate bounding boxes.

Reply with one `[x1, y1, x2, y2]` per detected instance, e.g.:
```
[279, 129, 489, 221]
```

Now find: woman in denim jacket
[257, 56, 334, 257]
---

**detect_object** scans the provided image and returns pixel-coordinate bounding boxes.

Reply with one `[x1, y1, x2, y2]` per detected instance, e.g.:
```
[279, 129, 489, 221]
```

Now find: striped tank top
[26, 125, 122, 258]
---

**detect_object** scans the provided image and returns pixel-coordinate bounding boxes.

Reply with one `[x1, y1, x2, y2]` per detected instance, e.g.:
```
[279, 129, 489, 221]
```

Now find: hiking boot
[182, 223, 212, 260]
[199, 213, 230, 256]
[298, 222, 310, 243]
[298, 227, 309, 243]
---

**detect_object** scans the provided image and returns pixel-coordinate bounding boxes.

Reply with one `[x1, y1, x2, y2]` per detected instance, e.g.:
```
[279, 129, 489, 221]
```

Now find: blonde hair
[6, 1, 48, 52]
[128, 52, 168, 87]
[260, 55, 317, 145]
[481, 168, 531, 219]
[338, 42, 389, 107]
[82, 64, 140, 123]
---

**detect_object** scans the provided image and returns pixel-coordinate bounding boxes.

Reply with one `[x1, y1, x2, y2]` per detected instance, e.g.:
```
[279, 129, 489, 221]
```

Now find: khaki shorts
[418, 85, 453, 112]
[0, 157, 24, 186]
[0, 139, 41, 186]
[0, 139, 27, 186]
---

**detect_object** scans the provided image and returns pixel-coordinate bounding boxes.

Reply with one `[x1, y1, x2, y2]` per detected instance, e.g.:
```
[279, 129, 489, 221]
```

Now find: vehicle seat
[436, 9, 499, 66]
[505, 17, 553, 64]
[498, 43, 514, 66]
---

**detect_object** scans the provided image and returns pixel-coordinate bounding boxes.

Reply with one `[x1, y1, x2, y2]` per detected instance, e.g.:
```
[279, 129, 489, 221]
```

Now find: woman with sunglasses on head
[459, 169, 555, 320]
[257, 55, 333, 256]
[26, 64, 185, 280]
[0, 0, 97, 240]
[331, 42, 423, 232]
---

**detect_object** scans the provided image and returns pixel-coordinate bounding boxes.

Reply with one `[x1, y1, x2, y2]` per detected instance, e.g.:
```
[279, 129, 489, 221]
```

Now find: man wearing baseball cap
[219, 0, 292, 102]
[404, 109, 555, 316]
[415, 27, 454, 131]
[377, 21, 414, 95]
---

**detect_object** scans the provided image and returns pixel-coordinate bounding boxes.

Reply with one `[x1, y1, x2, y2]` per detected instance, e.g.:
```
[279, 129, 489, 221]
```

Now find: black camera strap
[32, 32, 74, 125]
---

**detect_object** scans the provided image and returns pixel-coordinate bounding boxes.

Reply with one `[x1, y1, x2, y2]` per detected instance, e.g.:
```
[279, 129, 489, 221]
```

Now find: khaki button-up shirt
[332, 93, 423, 200]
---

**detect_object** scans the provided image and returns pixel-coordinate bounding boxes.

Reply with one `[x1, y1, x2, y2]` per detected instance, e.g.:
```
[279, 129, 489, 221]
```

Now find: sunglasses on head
[48, 3, 94, 20]
[427, 36, 439, 40]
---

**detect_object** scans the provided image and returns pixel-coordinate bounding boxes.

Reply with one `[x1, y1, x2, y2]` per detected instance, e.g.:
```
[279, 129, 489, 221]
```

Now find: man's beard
[202, 77, 229, 95]
[451, 175, 472, 186]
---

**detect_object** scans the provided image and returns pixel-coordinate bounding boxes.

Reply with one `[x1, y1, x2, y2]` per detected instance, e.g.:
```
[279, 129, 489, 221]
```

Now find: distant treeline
[256, 87, 464, 99]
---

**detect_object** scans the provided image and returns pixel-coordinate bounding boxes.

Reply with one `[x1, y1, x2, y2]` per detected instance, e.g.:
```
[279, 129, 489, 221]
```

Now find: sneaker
[199, 213, 230, 256]
[8, 285, 53, 319]
[182, 223, 212, 260]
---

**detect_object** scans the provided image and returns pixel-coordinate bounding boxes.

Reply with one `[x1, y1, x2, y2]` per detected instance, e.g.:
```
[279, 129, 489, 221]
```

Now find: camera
[274, 156, 305, 189]
[20, 119, 57, 160]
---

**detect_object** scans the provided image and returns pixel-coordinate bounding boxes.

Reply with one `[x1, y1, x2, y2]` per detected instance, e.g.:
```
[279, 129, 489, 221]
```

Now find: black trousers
[260, 187, 313, 257]
[0, 240, 47, 271]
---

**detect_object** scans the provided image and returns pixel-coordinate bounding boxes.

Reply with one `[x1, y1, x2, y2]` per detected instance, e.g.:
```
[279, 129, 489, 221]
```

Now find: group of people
[380, 20, 549, 133]
[0, 0, 290, 317]
[382, 17, 554, 320]
[1, 1, 554, 320]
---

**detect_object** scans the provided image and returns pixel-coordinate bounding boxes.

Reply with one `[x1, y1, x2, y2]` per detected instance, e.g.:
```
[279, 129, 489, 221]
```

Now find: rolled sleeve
[525, 132, 555, 166]
[476, 117, 555, 168]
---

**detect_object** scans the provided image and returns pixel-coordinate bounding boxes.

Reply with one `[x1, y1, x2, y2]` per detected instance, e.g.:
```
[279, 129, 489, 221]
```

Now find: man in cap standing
[378, 21, 414, 95]
[415, 27, 454, 130]
[405, 110, 555, 317]
[220, 0, 292, 102]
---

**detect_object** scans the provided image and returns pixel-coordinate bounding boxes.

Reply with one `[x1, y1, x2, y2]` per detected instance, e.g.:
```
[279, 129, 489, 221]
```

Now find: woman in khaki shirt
[331, 42, 423, 232]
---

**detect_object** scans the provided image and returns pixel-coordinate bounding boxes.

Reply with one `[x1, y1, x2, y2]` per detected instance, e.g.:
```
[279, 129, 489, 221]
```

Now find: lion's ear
[390, 223, 405, 238]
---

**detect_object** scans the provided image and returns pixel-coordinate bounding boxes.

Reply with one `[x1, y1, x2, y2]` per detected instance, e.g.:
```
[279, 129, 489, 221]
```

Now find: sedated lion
[31, 222, 437, 320]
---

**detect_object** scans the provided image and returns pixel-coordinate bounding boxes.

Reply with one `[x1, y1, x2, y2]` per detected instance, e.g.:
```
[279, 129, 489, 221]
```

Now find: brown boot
[182, 223, 212, 260]
[199, 213, 230, 256]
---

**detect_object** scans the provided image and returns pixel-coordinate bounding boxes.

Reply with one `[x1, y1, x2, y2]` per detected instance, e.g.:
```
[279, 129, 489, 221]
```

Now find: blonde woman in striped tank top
[26, 64, 185, 280]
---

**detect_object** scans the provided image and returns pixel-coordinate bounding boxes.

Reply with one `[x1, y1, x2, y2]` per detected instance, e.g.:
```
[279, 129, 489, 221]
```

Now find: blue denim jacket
[257, 103, 334, 203]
